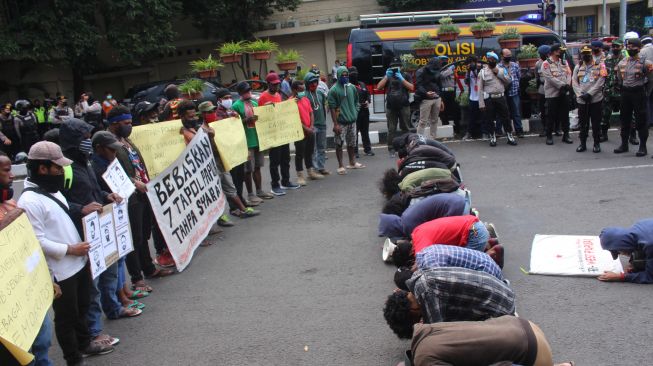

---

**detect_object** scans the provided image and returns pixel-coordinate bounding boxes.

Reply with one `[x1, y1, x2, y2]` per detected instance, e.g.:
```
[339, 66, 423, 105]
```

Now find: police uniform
[614, 38, 653, 156]
[438, 57, 461, 136]
[478, 52, 516, 147]
[572, 46, 607, 152]
[601, 40, 625, 141]
[541, 43, 573, 145]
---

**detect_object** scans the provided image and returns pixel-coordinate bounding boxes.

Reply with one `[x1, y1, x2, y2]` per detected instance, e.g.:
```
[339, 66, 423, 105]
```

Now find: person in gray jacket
[478, 52, 516, 147]
[572, 46, 606, 153]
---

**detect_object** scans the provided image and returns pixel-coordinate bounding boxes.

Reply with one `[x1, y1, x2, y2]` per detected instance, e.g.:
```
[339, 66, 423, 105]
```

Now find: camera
[390, 67, 400, 74]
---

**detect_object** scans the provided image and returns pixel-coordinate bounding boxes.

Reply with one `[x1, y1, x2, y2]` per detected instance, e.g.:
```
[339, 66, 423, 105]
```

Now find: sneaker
[155, 251, 175, 268]
[297, 172, 307, 186]
[93, 334, 120, 347]
[461, 133, 472, 141]
[256, 191, 274, 200]
[280, 182, 301, 190]
[82, 340, 114, 357]
[218, 214, 235, 227]
[389, 151, 397, 158]
[355, 152, 360, 159]
[307, 168, 324, 180]
[271, 187, 286, 196]
[240, 207, 260, 218]
[364, 151, 375, 156]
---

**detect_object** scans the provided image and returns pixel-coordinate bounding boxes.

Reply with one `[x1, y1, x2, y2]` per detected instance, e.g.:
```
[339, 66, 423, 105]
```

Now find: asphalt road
[50, 131, 653, 366]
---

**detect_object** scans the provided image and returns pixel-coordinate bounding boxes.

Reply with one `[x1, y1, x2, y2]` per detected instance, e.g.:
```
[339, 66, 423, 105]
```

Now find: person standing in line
[349, 66, 374, 157]
[290, 81, 323, 185]
[437, 56, 460, 136]
[572, 46, 607, 153]
[641, 36, 653, 127]
[478, 52, 517, 147]
[415, 58, 444, 140]
[304, 72, 331, 176]
[601, 39, 625, 142]
[0, 103, 20, 159]
[376, 57, 413, 155]
[541, 43, 573, 145]
[500, 48, 524, 137]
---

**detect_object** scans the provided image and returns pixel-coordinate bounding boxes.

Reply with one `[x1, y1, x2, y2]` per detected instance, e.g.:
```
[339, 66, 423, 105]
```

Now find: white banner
[146, 128, 226, 272]
[529, 235, 623, 277]
[84, 201, 134, 279]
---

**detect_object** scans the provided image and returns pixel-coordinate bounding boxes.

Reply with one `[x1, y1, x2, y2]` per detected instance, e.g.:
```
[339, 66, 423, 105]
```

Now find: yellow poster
[0, 214, 54, 365]
[130, 120, 185, 178]
[210, 117, 248, 171]
[254, 100, 304, 151]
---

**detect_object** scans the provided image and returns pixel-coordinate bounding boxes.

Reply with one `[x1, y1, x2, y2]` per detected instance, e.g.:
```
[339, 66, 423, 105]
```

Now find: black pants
[53, 265, 92, 364]
[152, 215, 167, 255]
[538, 93, 547, 132]
[356, 108, 371, 153]
[126, 193, 155, 282]
[269, 144, 290, 188]
[578, 101, 602, 142]
[230, 163, 246, 207]
[295, 133, 315, 171]
[440, 90, 461, 133]
[620, 87, 649, 145]
[545, 95, 570, 136]
[483, 97, 512, 134]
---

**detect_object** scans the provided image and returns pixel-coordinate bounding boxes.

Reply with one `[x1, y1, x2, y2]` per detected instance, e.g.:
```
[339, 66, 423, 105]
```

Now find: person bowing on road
[599, 218, 653, 284]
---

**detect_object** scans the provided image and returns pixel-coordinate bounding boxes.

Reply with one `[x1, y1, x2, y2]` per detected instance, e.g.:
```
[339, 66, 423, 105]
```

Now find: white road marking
[522, 164, 653, 177]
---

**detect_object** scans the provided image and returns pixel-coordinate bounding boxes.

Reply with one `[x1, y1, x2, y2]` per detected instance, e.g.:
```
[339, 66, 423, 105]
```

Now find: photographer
[376, 57, 414, 156]
[48, 95, 74, 126]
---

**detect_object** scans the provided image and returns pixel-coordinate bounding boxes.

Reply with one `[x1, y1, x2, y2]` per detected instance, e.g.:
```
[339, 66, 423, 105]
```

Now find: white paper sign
[84, 202, 134, 278]
[112, 201, 133, 257]
[102, 158, 136, 199]
[529, 235, 624, 277]
[146, 128, 226, 272]
[84, 212, 106, 278]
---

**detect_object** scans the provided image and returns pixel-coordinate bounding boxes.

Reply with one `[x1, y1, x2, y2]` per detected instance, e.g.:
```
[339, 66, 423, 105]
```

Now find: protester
[572, 45, 606, 153]
[383, 267, 516, 339]
[601, 39, 624, 142]
[19, 141, 114, 365]
[462, 55, 486, 140]
[290, 81, 322, 185]
[500, 48, 524, 137]
[479, 51, 517, 147]
[259, 72, 300, 193]
[304, 72, 331, 176]
[411, 316, 574, 366]
[614, 38, 653, 157]
[159, 84, 184, 121]
[376, 57, 413, 156]
[599, 218, 653, 283]
[133, 101, 160, 125]
[328, 66, 365, 175]
[0, 103, 19, 158]
[232, 81, 274, 201]
[48, 95, 74, 127]
[437, 56, 460, 136]
[411, 215, 491, 252]
[348, 66, 374, 157]
[542, 43, 573, 145]
[415, 58, 444, 140]
[280, 71, 292, 100]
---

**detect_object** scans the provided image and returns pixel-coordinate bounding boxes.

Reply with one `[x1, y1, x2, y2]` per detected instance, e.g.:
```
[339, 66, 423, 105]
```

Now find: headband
[108, 113, 132, 123]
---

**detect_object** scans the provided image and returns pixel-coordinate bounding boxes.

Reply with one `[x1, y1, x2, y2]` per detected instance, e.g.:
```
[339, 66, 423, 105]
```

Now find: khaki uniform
[572, 60, 607, 143]
[541, 57, 572, 137]
[615, 55, 653, 149]
[478, 65, 513, 140]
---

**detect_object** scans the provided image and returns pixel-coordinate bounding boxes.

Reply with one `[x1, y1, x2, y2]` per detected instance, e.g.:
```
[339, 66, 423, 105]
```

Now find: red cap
[265, 72, 281, 85]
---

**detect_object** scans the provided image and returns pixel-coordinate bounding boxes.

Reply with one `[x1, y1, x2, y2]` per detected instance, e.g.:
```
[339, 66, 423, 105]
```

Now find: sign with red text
[529, 235, 623, 277]
[146, 128, 226, 272]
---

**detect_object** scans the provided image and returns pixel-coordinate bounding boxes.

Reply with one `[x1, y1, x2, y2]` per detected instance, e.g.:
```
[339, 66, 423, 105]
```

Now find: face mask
[0, 186, 13, 202]
[308, 83, 318, 92]
[350, 74, 359, 84]
[503, 57, 511, 63]
[488, 61, 497, 68]
[241, 92, 252, 101]
[107, 95, 113, 99]
[203, 113, 218, 123]
[582, 55, 592, 63]
[612, 48, 621, 55]
[628, 49, 639, 57]
[32, 173, 65, 193]
[220, 99, 233, 110]
[339, 76, 349, 85]
[540, 54, 547, 60]
[183, 118, 202, 129]
[79, 138, 93, 155]
[147, 116, 159, 123]
[118, 124, 132, 138]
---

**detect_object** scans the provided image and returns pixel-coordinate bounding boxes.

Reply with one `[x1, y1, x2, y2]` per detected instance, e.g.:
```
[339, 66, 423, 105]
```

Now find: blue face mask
[339, 76, 349, 85]
[79, 138, 93, 155]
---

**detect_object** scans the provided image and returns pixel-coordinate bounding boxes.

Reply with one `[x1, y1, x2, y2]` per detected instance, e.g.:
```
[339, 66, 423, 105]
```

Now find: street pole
[619, 0, 627, 37]
[559, 0, 566, 40]
[602, 0, 607, 35]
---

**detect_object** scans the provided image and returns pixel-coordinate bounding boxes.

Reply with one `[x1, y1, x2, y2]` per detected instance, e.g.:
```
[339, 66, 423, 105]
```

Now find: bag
[406, 177, 460, 199]
[386, 78, 409, 109]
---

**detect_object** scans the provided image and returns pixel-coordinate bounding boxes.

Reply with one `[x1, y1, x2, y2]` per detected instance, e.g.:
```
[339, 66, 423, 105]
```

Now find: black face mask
[0, 186, 13, 202]
[183, 118, 202, 129]
[628, 49, 639, 57]
[350, 74, 359, 84]
[32, 174, 65, 193]
[118, 124, 132, 138]
[488, 61, 497, 68]
[503, 57, 511, 63]
[612, 48, 621, 55]
[540, 54, 548, 61]
[582, 55, 592, 63]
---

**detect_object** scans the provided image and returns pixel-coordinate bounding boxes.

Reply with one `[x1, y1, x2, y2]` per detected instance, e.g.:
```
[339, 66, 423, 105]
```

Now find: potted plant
[412, 32, 435, 56]
[218, 41, 245, 64]
[470, 16, 495, 39]
[189, 54, 223, 79]
[400, 53, 418, 72]
[517, 44, 539, 69]
[437, 17, 460, 42]
[276, 49, 302, 71]
[245, 39, 279, 60]
[526, 78, 539, 100]
[178, 79, 205, 100]
[498, 27, 522, 49]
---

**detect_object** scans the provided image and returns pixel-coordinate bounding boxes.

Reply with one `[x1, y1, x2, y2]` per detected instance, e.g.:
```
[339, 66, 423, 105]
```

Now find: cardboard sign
[146, 128, 226, 272]
[254, 99, 304, 151]
[130, 119, 185, 178]
[0, 214, 53, 365]
[83, 202, 133, 279]
[529, 235, 624, 277]
[102, 158, 135, 199]
[210, 116, 248, 171]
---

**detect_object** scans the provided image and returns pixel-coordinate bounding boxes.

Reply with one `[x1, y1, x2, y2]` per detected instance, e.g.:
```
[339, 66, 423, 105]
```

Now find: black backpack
[386, 77, 409, 110]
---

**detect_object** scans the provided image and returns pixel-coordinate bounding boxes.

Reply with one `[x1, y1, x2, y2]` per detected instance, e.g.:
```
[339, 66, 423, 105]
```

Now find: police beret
[538, 45, 551, 55]
[580, 45, 592, 54]
[550, 43, 562, 52]
[612, 38, 623, 46]
[590, 40, 603, 48]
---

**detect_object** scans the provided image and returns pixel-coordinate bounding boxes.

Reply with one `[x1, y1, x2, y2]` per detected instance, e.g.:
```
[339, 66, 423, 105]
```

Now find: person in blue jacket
[599, 218, 653, 283]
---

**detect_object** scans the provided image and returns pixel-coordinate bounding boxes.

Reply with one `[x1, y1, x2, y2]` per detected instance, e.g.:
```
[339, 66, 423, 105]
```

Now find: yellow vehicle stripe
[375, 24, 551, 40]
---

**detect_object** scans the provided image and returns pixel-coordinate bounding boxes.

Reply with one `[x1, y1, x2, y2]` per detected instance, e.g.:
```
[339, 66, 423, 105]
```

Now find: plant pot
[251, 51, 272, 60]
[518, 58, 538, 69]
[414, 47, 434, 56]
[499, 39, 522, 49]
[472, 29, 494, 39]
[198, 69, 218, 79]
[276, 61, 298, 71]
[221, 53, 242, 64]
[437, 32, 459, 42]
[182, 91, 203, 100]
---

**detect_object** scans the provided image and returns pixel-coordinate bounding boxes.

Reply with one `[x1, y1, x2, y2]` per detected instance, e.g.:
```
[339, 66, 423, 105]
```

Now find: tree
[377, 0, 469, 12]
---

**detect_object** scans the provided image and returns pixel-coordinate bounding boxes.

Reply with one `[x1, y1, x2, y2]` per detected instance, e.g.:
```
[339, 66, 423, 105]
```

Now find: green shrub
[189, 54, 223, 72]
[470, 16, 496, 32]
[218, 41, 245, 55]
[276, 49, 302, 63]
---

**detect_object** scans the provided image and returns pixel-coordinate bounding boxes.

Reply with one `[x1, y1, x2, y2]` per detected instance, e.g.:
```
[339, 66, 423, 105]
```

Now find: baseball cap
[28, 141, 73, 166]
[92, 131, 123, 151]
[198, 101, 217, 113]
[134, 101, 159, 117]
[265, 72, 281, 85]
[236, 81, 251, 94]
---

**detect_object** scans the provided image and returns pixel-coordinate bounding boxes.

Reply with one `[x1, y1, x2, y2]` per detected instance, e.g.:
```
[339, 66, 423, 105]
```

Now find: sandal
[337, 167, 347, 175]
[127, 289, 149, 300]
[127, 300, 146, 310]
[119, 307, 142, 318]
[346, 162, 366, 169]
[132, 281, 153, 292]
[145, 268, 174, 279]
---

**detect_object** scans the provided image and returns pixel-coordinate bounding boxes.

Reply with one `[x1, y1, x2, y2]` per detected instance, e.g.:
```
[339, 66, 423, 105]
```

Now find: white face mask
[220, 99, 233, 109]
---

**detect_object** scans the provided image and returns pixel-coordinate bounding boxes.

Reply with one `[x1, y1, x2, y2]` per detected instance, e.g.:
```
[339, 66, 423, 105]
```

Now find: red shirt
[257, 91, 282, 106]
[411, 215, 479, 254]
[296, 97, 312, 128]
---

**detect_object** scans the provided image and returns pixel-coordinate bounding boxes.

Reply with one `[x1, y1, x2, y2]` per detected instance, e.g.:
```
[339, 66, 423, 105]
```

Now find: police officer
[601, 39, 625, 142]
[542, 43, 573, 145]
[535, 45, 551, 137]
[438, 56, 460, 136]
[591, 40, 606, 64]
[572, 46, 607, 153]
[478, 52, 517, 147]
[14, 100, 40, 154]
[614, 38, 653, 156]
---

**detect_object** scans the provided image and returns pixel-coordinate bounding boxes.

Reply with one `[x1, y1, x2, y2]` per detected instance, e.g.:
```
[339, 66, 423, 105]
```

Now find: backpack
[386, 77, 409, 110]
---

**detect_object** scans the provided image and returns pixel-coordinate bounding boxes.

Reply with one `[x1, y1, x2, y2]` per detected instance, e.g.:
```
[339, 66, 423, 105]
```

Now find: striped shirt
[406, 267, 515, 324]
[415, 245, 503, 280]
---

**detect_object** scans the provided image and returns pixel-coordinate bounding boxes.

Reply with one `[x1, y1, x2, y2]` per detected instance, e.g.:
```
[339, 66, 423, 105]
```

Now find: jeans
[386, 106, 411, 150]
[578, 101, 602, 142]
[269, 144, 291, 188]
[356, 108, 371, 153]
[53, 266, 92, 364]
[506, 94, 523, 133]
[467, 221, 490, 252]
[30, 313, 53, 366]
[294, 133, 315, 172]
[87, 261, 122, 327]
[116, 257, 126, 295]
[125, 193, 155, 283]
[313, 125, 327, 170]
